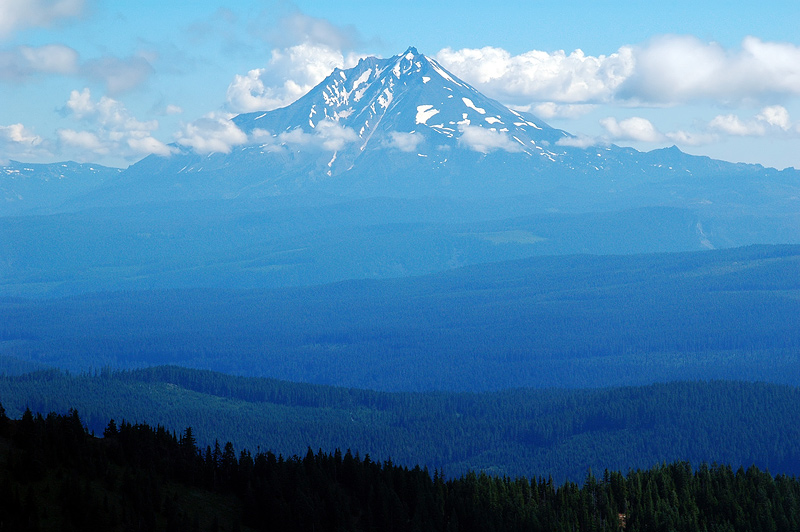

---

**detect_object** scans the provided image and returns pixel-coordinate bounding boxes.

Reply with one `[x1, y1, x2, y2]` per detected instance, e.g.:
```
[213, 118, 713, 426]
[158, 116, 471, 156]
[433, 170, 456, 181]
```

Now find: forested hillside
[2, 407, 799, 531]
[2, 366, 799, 482]
[2, 244, 799, 390]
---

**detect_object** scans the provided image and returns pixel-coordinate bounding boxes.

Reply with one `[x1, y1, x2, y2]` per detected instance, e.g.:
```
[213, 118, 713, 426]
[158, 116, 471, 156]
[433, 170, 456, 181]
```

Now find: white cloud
[176, 113, 248, 154]
[276, 128, 313, 146]
[66, 88, 157, 133]
[19, 44, 78, 74]
[0, 0, 85, 38]
[533, 103, 596, 119]
[58, 88, 174, 159]
[556, 134, 600, 148]
[21, 44, 78, 74]
[600, 117, 665, 142]
[594, 105, 796, 150]
[127, 136, 174, 157]
[708, 106, 795, 137]
[388, 131, 424, 152]
[435, 37, 800, 110]
[276, 120, 358, 151]
[57, 129, 107, 154]
[620, 35, 800, 104]
[708, 114, 764, 136]
[227, 68, 286, 113]
[0, 123, 50, 162]
[665, 130, 717, 146]
[436, 46, 633, 106]
[65, 87, 95, 117]
[314, 120, 358, 151]
[227, 43, 363, 113]
[458, 125, 523, 154]
[757, 105, 792, 131]
[0, 44, 79, 80]
[165, 104, 183, 115]
[0, 123, 42, 146]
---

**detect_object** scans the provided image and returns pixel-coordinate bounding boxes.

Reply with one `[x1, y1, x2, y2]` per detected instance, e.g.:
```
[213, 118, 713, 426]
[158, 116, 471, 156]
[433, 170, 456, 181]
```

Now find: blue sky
[2, 0, 800, 170]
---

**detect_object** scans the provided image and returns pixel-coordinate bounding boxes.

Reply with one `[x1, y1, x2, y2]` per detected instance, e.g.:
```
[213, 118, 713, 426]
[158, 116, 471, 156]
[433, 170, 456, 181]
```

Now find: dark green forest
[2, 244, 800, 391]
[2, 406, 799, 532]
[2, 366, 799, 481]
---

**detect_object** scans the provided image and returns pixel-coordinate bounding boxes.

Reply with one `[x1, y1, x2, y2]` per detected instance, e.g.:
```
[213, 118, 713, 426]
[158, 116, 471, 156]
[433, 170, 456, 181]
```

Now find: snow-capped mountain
[232, 47, 568, 173]
[91, 47, 578, 204]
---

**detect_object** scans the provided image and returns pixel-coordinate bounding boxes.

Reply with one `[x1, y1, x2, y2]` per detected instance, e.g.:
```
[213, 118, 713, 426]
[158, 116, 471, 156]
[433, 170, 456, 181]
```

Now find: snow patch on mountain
[462, 97, 486, 115]
[416, 105, 440, 125]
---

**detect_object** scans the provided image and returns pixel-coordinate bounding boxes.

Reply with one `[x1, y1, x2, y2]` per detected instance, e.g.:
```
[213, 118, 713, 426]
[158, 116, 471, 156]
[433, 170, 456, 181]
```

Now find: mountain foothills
[0, 160, 120, 216]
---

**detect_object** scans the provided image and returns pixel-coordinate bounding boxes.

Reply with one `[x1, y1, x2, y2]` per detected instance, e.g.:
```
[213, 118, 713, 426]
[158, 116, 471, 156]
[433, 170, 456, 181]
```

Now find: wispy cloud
[0, 44, 154, 93]
[57, 128, 107, 154]
[708, 106, 796, 137]
[83, 55, 155, 95]
[664, 130, 717, 146]
[532, 103, 596, 120]
[0, 0, 85, 39]
[387, 131, 424, 152]
[264, 12, 361, 51]
[0, 44, 80, 80]
[276, 120, 359, 151]
[600, 117, 665, 142]
[556, 134, 601, 148]
[458, 125, 523, 154]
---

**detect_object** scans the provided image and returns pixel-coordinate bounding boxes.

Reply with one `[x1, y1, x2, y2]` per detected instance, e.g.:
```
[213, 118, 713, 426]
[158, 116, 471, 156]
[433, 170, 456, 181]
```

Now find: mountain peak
[233, 46, 565, 166]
